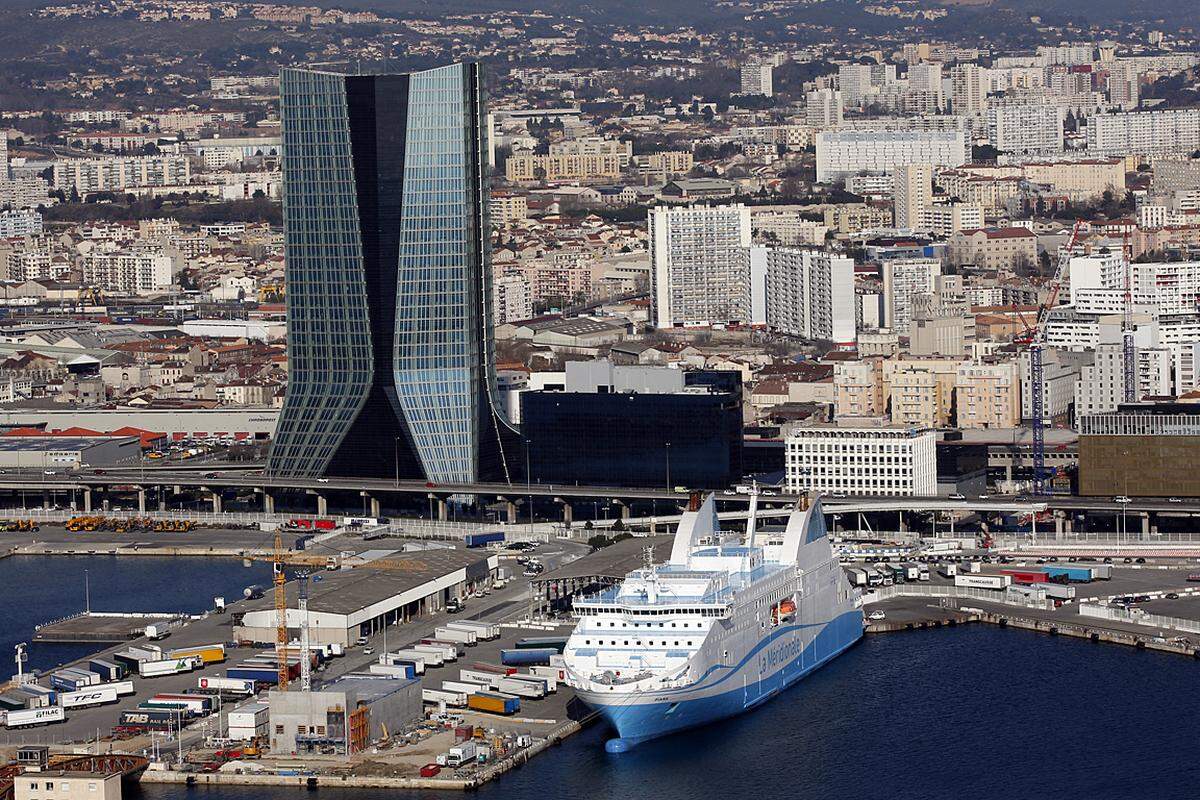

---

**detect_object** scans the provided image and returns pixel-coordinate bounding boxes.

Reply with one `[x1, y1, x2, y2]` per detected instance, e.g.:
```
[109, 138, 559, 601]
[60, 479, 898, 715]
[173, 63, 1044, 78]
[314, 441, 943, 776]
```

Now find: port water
[120, 626, 1200, 800]
[0, 555, 272, 677]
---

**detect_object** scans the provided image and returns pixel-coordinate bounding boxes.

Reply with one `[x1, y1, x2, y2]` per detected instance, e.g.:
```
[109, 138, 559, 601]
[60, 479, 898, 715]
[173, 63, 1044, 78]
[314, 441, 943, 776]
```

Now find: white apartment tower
[748, 247, 856, 345]
[908, 63, 945, 109]
[985, 103, 1066, 154]
[951, 64, 989, 117]
[815, 129, 967, 183]
[882, 257, 941, 333]
[650, 204, 753, 328]
[893, 163, 933, 229]
[806, 88, 844, 130]
[740, 61, 774, 97]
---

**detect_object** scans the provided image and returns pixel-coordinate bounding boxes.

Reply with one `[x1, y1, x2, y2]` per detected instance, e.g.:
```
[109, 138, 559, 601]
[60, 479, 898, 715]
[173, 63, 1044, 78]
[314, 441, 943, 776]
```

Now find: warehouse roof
[536, 535, 672, 583]
[0, 435, 139, 452]
[242, 548, 493, 617]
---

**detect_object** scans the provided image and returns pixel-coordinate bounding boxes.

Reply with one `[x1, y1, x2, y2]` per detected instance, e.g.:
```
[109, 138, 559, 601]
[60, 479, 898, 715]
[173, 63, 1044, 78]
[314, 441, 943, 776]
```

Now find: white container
[422, 688, 467, 707]
[59, 686, 119, 709]
[389, 649, 434, 669]
[139, 657, 199, 678]
[227, 703, 270, 728]
[445, 621, 500, 640]
[5, 706, 65, 728]
[414, 643, 455, 663]
[954, 574, 1011, 590]
[198, 677, 255, 695]
[443, 680, 491, 695]
[435, 627, 477, 646]
[496, 676, 544, 699]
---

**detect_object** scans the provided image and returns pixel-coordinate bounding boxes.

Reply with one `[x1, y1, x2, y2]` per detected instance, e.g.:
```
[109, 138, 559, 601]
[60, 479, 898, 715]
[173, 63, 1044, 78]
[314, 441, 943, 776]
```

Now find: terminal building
[233, 549, 499, 647]
[520, 360, 743, 489]
[268, 673, 422, 756]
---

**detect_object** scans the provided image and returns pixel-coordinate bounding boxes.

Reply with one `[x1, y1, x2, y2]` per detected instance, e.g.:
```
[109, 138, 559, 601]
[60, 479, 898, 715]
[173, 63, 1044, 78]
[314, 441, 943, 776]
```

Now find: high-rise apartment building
[984, 103, 1066, 154]
[882, 257, 941, 333]
[268, 64, 517, 483]
[649, 204, 752, 328]
[1086, 108, 1200, 156]
[908, 63, 944, 109]
[746, 247, 856, 345]
[893, 163, 933, 229]
[815, 129, 967, 183]
[806, 88, 843, 129]
[740, 61, 774, 97]
[951, 64, 989, 116]
[1107, 62, 1141, 111]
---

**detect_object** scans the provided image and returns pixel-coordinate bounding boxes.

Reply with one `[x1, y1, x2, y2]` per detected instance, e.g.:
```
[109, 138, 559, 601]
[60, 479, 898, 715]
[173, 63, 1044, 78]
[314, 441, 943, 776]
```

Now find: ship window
[624, 641, 629, 646]
[585, 640, 591, 645]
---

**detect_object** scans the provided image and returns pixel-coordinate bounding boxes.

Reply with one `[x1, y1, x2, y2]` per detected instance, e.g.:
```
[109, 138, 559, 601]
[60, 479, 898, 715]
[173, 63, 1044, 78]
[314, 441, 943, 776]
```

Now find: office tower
[951, 64, 988, 116]
[893, 163, 933, 230]
[806, 88, 843, 130]
[650, 204, 752, 328]
[268, 63, 517, 483]
[740, 61, 774, 97]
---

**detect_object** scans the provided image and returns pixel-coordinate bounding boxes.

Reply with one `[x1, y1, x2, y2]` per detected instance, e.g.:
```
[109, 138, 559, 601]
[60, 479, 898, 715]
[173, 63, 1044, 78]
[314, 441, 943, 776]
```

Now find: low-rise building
[785, 423, 937, 496]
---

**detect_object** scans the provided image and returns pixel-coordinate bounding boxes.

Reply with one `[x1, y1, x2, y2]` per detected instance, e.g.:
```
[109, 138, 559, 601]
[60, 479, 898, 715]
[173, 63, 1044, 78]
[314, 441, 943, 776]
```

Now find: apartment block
[748, 247, 856, 344]
[51, 156, 191, 193]
[1086, 108, 1200, 156]
[815, 129, 968, 183]
[785, 424, 937, 496]
[650, 204, 753, 328]
[505, 152, 622, 182]
[955, 362, 1021, 429]
[882, 257, 940, 333]
[947, 227, 1038, 271]
[834, 359, 886, 418]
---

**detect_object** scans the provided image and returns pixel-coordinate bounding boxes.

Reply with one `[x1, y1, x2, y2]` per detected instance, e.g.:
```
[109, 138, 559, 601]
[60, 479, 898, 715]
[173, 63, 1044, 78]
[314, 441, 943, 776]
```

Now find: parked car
[867, 610, 886, 621]
[1114, 495, 1132, 504]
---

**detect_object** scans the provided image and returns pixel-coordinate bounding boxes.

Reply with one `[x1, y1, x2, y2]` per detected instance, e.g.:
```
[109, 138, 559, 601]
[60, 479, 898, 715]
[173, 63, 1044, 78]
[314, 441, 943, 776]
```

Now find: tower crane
[1020, 220, 1084, 495]
[273, 528, 289, 690]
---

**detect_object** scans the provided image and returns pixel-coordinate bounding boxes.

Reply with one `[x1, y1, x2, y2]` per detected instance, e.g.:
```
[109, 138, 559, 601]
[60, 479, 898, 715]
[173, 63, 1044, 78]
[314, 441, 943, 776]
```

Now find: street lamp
[665, 442, 672, 492]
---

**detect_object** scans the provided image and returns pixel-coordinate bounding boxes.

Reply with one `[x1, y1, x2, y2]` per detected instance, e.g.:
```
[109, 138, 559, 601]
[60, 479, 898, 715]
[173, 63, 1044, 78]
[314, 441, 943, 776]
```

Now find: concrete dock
[34, 612, 176, 643]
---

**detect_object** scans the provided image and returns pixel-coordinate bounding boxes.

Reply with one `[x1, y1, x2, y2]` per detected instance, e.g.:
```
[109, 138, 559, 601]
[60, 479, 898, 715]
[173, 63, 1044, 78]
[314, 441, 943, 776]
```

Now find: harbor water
[0, 555, 272, 678]
[133, 625, 1200, 800]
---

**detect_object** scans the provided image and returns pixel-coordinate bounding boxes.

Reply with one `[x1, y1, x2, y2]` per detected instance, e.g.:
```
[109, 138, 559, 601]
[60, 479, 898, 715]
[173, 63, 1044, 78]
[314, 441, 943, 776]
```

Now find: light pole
[665, 442, 672, 492]
[84, 569, 90, 614]
[394, 437, 400, 488]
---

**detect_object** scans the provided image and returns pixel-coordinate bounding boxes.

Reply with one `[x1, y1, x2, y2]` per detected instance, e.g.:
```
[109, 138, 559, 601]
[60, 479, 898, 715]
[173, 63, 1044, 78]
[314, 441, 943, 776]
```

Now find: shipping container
[496, 676, 545, 699]
[59, 667, 101, 685]
[118, 709, 185, 731]
[4, 707, 65, 729]
[1039, 566, 1097, 583]
[444, 621, 501, 641]
[390, 649, 436, 669]
[954, 574, 1012, 590]
[226, 665, 279, 684]
[901, 563, 921, 581]
[368, 663, 415, 679]
[167, 644, 226, 665]
[1042, 582, 1076, 600]
[466, 662, 516, 676]
[19, 685, 55, 707]
[145, 694, 213, 715]
[460, 669, 505, 686]
[1001, 570, 1049, 584]
[528, 664, 567, 684]
[139, 657, 200, 678]
[435, 627, 477, 646]
[443, 680, 492, 695]
[463, 531, 505, 548]
[144, 623, 170, 641]
[501, 648, 558, 667]
[466, 692, 519, 716]
[514, 636, 568, 653]
[846, 568, 868, 587]
[50, 672, 91, 692]
[197, 677, 255, 695]
[516, 672, 557, 693]
[422, 689, 467, 707]
[128, 645, 163, 660]
[314, 519, 336, 531]
[58, 686, 119, 709]
[88, 659, 126, 682]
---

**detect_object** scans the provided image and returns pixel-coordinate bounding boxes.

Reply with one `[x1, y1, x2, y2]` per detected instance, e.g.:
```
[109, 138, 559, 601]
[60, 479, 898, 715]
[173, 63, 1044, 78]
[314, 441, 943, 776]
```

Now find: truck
[496, 676, 545, 699]
[118, 709, 185, 732]
[50, 669, 99, 692]
[965, 561, 982, 574]
[435, 626, 477, 646]
[444, 680, 492, 696]
[467, 692, 520, 716]
[918, 565, 930, 582]
[4, 707, 65, 729]
[145, 694, 213, 715]
[954, 574, 1012, 590]
[444, 741, 477, 767]
[416, 642, 460, 661]
[423, 688, 468, 707]
[464, 531, 505, 548]
[167, 644, 226, 665]
[1040, 566, 1101, 583]
[460, 669, 505, 686]
[518, 672, 557, 693]
[1041, 582, 1077, 600]
[58, 686, 119, 709]
[845, 568, 868, 587]
[144, 623, 170, 641]
[139, 657, 200, 678]
[369, 663, 416, 679]
[901, 563, 921, 581]
[1002, 570, 1049, 584]
[500, 648, 558, 667]
[391, 648, 437, 669]
[88, 658, 126, 682]
[445, 621, 500, 641]
[938, 564, 958, 578]
[197, 677, 255, 696]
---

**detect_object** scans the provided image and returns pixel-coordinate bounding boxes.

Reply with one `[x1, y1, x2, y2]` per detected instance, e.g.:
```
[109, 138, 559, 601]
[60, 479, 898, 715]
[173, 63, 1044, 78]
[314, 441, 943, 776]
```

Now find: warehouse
[0, 435, 141, 469]
[233, 549, 499, 647]
[268, 674, 422, 755]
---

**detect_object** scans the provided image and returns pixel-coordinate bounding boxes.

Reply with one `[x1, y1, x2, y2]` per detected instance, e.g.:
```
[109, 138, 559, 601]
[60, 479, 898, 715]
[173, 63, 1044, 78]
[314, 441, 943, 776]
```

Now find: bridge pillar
[1055, 512, 1064, 540]
[137, 488, 146, 513]
[158, 486, 167, 512]
[83, 488, 92, 513]
[1141, 512, 1151, 539]
[619, 502, 631, 521]
[898, 511, 906, 533]
[261, 490, 275, 515]
[42, 490, 51, 510]
[438, 499, 448, 522]
[209, 490, 222, 514]
[316, 494, 328, 517]
[556, 498, 573, 526]
[505, 501, 518, 524]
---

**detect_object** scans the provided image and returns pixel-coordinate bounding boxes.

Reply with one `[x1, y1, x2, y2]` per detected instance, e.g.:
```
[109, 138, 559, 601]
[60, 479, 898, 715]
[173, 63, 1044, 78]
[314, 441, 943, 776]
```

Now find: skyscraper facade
[268, 63, 517, 483]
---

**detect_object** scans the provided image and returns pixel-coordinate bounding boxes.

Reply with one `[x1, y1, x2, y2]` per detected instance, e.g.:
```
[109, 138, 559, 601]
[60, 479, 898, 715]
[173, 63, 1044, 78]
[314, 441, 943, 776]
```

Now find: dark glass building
[519, 385, 744, 490]
[268, 64, 517, 482]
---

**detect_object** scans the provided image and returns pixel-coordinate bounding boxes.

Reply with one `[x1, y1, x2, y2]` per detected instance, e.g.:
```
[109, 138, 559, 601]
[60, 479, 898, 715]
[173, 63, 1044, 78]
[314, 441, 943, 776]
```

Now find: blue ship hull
[585, 610, 863, 752]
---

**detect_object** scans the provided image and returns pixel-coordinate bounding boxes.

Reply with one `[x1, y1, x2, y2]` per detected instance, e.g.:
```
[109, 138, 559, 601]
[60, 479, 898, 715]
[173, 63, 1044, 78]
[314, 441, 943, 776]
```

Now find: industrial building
[0, 435, 141, 469]
[1079, 403, 1200, 496]
[268, 674, 422, 755]
[233, 549, 499, 647]
[13, 771, 122, 800]
[520, 360, 743, 489]
[0, 408, 280, 442]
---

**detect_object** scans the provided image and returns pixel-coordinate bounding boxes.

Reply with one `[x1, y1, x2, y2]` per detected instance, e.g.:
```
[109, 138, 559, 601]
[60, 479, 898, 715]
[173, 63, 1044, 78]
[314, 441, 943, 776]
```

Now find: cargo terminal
[267, 674, 423, 756]
[232, 549, 500, 647]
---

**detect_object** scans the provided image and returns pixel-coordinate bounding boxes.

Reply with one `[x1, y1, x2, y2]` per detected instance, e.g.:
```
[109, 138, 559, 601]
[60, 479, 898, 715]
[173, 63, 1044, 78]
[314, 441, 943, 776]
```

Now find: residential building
[955, 362, 1020, 429]
[984, 103, 1065, 154]
[815, 129, 968, 183]
[747, 247, 856, 345]
[834, 359, 886, 418]
[649, 204, 752, 328]
[740, 61, 774, 97]
[493, 274, 532, 324]
[1019, 348, 1090, 422]
[0, 210, 43, 238]
[917, 202, 983, 237]
[893, 163, 932, 230]
[51, 156, 191, 193]
[268, 63, 519, 483]
[1108, 61, 1141, 111]
[80, 251, 174, 295]
[505, 152, 622, 182]
[947, 227, 1038, 271]
[882, 257, 940, 333]
[1086, 108, 1200, 156]
[951, 64, 989, 117]
[908, 63, 945, 110]
[785, 424, 937, 496]
[806, 88, 843, 129]
[1075, 343, 1172, 416]
[490, 192, 528, 225]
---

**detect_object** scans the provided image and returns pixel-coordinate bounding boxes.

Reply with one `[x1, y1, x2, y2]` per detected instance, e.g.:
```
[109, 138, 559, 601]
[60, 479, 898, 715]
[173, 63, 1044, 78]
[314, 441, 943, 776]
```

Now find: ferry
[562, 492, 862, 752]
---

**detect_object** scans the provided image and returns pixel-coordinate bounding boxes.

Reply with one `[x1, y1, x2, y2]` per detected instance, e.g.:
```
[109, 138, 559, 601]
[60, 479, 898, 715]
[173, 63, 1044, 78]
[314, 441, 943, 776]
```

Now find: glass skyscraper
[268, 63, 517, 483]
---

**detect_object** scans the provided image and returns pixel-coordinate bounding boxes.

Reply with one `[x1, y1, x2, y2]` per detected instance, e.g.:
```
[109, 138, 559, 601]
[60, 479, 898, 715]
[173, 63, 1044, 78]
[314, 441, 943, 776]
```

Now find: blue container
[1039, 566, 1092, 583]
[464, 531, 505, 548]
[227, 666, 278, 684]
[89, 659, 126, 681]
[500, 648, 558, 667]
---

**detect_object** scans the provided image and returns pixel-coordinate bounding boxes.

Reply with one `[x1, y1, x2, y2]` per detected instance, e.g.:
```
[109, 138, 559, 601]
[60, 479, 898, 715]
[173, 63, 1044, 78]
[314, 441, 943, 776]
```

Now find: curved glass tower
[268, 63, 516, 483]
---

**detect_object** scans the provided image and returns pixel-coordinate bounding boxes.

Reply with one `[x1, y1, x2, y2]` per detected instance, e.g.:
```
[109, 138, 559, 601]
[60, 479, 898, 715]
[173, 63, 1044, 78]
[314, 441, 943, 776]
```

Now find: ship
[562, 492, 862, 752]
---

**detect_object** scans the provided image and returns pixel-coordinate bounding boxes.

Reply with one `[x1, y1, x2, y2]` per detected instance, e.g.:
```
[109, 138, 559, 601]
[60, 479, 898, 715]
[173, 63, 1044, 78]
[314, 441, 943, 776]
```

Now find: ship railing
[572, 597, 732, 618]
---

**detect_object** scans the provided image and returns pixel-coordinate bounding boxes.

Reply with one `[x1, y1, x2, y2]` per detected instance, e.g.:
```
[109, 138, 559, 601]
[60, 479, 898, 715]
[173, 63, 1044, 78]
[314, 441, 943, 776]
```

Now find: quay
[34, 611, 177, 643]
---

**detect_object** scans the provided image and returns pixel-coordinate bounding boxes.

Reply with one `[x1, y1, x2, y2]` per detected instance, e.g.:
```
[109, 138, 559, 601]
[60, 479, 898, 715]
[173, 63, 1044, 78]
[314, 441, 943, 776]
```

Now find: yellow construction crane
[274, 528, 289, 690]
